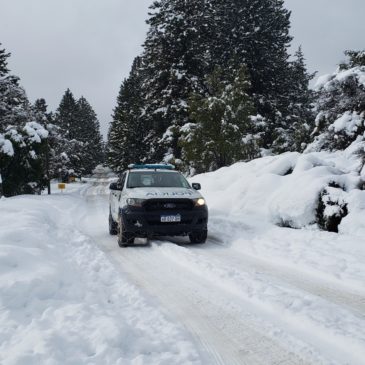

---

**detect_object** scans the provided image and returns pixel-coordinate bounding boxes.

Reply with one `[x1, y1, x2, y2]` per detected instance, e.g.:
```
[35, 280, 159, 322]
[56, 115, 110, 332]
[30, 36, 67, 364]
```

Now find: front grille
[144, 199, 194, 211]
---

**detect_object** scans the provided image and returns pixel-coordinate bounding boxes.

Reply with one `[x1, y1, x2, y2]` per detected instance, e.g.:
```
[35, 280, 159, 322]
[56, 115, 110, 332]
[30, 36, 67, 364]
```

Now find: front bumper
[120, 206, 208, 237]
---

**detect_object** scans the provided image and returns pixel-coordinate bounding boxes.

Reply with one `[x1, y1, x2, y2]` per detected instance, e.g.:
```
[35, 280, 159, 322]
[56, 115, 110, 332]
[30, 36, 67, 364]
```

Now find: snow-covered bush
[316, 183, 348, 232]
[308, 50, 365, 152]
[0, 123, 49, 196]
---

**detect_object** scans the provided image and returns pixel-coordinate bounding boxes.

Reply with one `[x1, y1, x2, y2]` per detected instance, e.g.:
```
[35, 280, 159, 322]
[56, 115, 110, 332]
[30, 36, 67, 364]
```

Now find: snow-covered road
[80, 181, 365, 365]
[1, 179, 365, 365]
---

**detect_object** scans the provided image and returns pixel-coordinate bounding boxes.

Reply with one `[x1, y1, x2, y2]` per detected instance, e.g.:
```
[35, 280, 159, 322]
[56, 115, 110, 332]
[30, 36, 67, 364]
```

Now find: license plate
[161, 214, 181, 223]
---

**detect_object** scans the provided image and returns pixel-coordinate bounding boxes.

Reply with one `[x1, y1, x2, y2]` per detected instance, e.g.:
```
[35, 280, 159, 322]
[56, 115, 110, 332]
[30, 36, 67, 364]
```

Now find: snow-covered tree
[75, 96, 104, 174]
[108, 57, 147, 172]
[53, 90, 77, 176]
[32, 98, 53, 125]
[30, 99, 68, 181]
[0, 122, 49, 196]
[272, 47, 316, 152]
[55, 89, 78, 140]
[209, 0, 297, 148]
[0, 75, 31, 132]
[140, 0, 212, 163]
[0, 43, 10, 77]
[54, 89, 84, 176]
[180, 66, 259, 173]
[112, 0, 313, 168]
[0, 45, 50, 196]
[307, 50, 365, 152]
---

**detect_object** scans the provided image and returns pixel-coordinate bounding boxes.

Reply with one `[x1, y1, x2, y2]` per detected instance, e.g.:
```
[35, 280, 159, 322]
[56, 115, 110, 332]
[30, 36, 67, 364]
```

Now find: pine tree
[137, 0, 313, 161]
[209, 0, 292, 124]
[30, 99, 69, 182]
[141, 0, 212, 163]
[340, 50, 365, 69]
[108, 57, 147, 172]
[32, 98, 55, 128]
[0, 43, 10, 77]
[0, 44, 49, 196]
[0, 75, 30, 132]
[55, 89, 78, 139]
[272, 47, 316, 152]
[75, 96, 104, 174]
[54, 90, 104, 176]
[0, 79, 49, 196]
[307, 50, 365, 152]
[54, 89, 84, 175]
[180, 66, 259, 173]
[0, 122, 49, 196]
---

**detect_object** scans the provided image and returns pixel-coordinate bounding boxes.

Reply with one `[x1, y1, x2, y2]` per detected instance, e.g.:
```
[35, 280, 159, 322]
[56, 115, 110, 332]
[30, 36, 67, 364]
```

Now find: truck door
[111, 172, 126, 219]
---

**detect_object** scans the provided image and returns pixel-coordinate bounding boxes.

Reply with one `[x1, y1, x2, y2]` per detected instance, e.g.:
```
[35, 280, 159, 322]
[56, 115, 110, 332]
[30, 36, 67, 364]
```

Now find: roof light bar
[128, 163, 175, 170]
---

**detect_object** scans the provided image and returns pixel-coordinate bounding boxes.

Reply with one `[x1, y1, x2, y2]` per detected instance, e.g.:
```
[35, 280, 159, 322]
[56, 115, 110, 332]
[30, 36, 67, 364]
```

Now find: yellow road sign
[58, 183, 66, 190]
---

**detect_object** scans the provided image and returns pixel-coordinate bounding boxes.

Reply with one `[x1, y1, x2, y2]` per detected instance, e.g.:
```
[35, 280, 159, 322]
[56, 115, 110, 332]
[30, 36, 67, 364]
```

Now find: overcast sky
[0, 0, 364, 137]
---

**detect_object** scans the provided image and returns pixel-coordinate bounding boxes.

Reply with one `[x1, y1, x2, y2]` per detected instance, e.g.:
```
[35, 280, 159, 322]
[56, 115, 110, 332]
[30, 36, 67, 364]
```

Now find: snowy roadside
[193, 147, 365, 291]
[0, 191, 201, 365]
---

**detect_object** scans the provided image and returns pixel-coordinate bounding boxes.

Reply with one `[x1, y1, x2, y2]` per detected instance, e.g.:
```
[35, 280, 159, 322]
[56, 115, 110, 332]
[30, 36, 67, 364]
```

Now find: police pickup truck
[109, 164, 208, 247]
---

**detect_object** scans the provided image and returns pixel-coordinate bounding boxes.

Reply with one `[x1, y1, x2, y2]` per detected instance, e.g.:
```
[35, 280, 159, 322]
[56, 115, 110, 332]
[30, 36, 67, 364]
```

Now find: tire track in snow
[97, 239, 314, 365]
[201, 240, 365, 316]
[152, 239, 365, 365]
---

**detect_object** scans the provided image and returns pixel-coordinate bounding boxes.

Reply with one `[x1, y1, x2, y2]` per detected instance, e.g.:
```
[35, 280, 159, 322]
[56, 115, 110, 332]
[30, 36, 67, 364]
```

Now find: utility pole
[0, 171, 3, 198]
[45, 137, 51, 195]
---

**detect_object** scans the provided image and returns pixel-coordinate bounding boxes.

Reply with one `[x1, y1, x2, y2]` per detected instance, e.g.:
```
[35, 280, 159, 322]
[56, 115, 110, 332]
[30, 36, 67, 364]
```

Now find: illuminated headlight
[127, 198, 145, 207]
[194, 198, 206, 207]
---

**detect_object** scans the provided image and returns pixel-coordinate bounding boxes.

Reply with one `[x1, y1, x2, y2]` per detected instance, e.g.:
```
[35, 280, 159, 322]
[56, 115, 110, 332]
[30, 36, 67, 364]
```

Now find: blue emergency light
[128, 163, 175, 170]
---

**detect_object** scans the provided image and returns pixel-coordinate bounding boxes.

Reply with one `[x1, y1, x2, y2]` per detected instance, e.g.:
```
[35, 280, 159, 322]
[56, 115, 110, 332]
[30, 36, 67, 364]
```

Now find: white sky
[0, 0, 364, 137]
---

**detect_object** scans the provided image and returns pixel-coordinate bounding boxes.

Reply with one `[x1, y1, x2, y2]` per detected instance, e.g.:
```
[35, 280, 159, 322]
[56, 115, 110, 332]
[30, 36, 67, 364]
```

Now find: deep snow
[0, 184, 201, 365]
[1, 148, 365, 364]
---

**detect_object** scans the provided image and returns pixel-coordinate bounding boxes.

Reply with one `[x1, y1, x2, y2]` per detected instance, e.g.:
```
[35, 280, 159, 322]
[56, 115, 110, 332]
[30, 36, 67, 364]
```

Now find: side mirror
[109, 182, 120, 191]
[192, 183, 201, 191]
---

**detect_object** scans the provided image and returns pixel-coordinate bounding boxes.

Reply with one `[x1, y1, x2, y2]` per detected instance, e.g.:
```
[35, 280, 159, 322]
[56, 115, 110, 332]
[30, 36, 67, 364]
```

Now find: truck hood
[126, 187, 203, 200]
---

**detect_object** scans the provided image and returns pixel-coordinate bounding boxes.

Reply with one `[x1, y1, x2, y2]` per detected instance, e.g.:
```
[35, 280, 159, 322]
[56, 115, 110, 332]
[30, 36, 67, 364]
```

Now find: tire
[109, 212, 118, 235]
[189, 230, 207, 244]
[117, 215, 135, 247]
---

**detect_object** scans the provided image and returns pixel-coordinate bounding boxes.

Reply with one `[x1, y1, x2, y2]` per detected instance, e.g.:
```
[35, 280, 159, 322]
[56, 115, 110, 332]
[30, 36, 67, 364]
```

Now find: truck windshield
[127, 171, 191, 189]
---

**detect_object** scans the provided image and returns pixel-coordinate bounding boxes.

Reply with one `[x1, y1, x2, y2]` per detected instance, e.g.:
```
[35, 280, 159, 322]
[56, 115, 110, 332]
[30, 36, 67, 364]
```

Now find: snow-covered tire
[109, 212, 118, 235]
[117, 215, 135, 247]
[189, 230, 207, 244]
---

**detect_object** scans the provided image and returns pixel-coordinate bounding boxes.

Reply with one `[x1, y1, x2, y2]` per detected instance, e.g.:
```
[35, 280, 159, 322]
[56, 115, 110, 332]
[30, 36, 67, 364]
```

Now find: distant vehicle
[109, 164, 208, 247]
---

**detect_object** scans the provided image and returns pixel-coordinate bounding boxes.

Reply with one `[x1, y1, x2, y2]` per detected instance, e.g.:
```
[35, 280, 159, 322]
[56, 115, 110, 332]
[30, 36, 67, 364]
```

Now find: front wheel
[118, 215, 135, 247]
[109, 212, 118, 235]
[189, 230, 207, 244]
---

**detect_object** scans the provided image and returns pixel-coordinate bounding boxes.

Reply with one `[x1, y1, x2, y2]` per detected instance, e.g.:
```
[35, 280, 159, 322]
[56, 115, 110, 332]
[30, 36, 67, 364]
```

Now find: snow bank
[193, 143, 365, 233]
[0, 195, 201, 365]
[192, 146, 365, 304]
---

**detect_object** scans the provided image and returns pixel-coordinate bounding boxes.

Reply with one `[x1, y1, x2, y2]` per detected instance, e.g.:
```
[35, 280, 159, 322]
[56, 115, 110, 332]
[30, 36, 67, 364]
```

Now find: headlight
[127, 198, 146, 207]
[194, 198, 206, 207]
